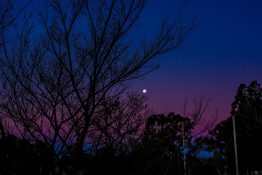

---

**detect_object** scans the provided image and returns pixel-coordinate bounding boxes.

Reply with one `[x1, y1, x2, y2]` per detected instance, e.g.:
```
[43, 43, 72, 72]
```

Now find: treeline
[0, 113, 221, 175]
[1, 0, 262, 174]
[0, 81, 262, 175]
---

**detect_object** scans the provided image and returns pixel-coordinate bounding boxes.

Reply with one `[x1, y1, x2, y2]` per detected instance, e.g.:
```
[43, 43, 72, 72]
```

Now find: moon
[142, 89, 147, 94]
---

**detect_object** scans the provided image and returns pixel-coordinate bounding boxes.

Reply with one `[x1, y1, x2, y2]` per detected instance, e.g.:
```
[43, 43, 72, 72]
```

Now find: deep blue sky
[13, 0, 262, 122]
[132, 0, 262, 121]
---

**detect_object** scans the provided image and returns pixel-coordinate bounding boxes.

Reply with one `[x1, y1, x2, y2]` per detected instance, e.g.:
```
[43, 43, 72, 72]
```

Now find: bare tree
[0, 0, 32, 139]
[0, 0, 32, 46]
[88, 92, 150, 154]
[182, 96, 217, 137]
[0, 0, 193, 155]
[180, 96, 218, 175]
[0, 0, 15, 48]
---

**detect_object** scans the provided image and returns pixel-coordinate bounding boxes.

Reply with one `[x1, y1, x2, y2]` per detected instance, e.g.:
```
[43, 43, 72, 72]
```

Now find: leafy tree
[128, 113, 192, 175]
[188, 136, 226, 175]
[211, 81, 262, 174]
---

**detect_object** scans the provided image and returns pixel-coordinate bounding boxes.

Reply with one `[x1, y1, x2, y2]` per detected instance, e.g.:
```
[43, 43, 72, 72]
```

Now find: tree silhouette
[125, 112, 210, 175]
[88, 92, 150, 154]
[0, 0, 193, 157]
[0, 0, 31, 46]
[211, 81, 262, 174]
[0, 135, 54, 175]
[0, 0, 32, 140]
[187, 136, 226, 175]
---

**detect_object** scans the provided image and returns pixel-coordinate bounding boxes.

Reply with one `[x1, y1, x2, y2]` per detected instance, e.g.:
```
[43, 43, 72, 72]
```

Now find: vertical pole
[232, 115, 239, 175]
[182, 123, 186, 175]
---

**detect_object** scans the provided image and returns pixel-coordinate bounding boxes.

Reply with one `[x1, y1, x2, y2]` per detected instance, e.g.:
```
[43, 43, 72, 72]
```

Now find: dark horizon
[1, 1, 262, 175]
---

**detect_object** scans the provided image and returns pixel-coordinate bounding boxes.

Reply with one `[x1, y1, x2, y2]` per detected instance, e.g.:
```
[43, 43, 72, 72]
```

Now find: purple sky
[131, 0, 262, 122]
[13, 0, 262, 123]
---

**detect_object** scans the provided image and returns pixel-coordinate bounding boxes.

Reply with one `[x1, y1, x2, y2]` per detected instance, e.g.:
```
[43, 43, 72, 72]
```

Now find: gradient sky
[131, 0, 262, 122]
[13, 0, 262, 123]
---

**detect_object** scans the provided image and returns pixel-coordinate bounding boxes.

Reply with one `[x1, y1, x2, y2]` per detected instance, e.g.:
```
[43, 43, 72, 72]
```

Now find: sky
[12, 0, 262, 123]
[131, 0, 262, 122]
